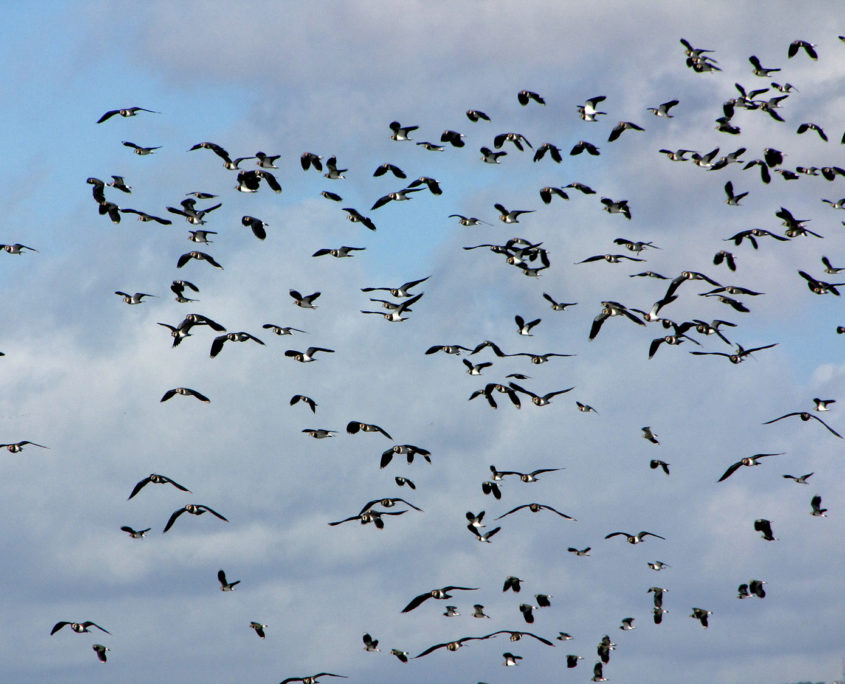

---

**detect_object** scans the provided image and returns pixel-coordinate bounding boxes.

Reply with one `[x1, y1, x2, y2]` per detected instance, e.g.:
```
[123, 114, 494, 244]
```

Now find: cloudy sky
[1, 2, 844, 682]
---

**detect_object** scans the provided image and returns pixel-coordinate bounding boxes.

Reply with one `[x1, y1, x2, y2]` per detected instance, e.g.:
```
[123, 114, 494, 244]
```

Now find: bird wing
[200, 505, 229, 521]
[128, 476, 152, 499]
[163, 507, 188, 532]
[401, 592, 432, 613]
[717, 461, 743, 482]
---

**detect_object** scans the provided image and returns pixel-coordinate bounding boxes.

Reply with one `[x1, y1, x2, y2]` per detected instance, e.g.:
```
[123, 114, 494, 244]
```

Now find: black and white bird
[218, 569, 240, 591]
[163, 504, 229, 533]
[128, 473, 190, 499]
[97, 106, 158, 123]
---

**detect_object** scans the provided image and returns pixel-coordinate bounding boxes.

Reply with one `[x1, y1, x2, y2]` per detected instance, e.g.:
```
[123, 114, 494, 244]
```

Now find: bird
[641, 426, 659, 444]
[494, 132, 533, 151]
[480, 146, 507, 163]
[122, 140, 160, 155]
[114, 291, 155, 305]
[163, 504, 229, 533]
[120, 526, 150, 538]
[514, 315, 541, 336]
[254, 151, 280, 168]
[754, 518, 776, 541]
[264, 325, 306, 336]
[218, 569, 240, 591]
[236, 169, 281, 192]
[811, 495, 827, 517]
[160, 387, 210, 403]
[300, 152, 322, 172]
[0, 243, 38, 254]
[250, 622, 267, 639]
[302, 429, 336, 439]
[188, 230, 217, 244]
[749, 55, 780, 76]
[605, 530, 665, 544]
[647, 100, 679, 117]
[285, 347, 334, 363]
[542, 293, 576, 310]
[361, 292, 423, 322]
[97, 106, 158, 123]
[519, 603, 538, 624]
[763, 411, 842, 438]
[592, 661, 607, 682]
[128, 473, 190, 499]
[241, 216, 269, 240]
[608, 121, 644, 142]
[718, 453, 782, 482]
[380, 443, 431, 468]
[390, 649, 409, 663]
[494, 204, 535, 224]
[578, 95, 607, 121]
[518, 89, 545, 105]
[724, 181, 748, 205]
[568, 547, 591, 556]
[329, 509, 407, 529]
[0, 440, 48, 453]
[496, 503, 575, 521]
[413, 636, 490, 659]
[342, 207, 376, 231]
[690, 608, 712, 628]
[401, 586, 479, 613]
[51, 621, 110, 635]
[389, 121, 418, 141]
[373, 162, 406, 178]
[570, 140, 600, 155]
[289, 290, 321, 308]
[508, 383, 574, 406]
[169, 280, 199, 302]
[472, 604, 490, 618]
[788, 39, 818, 59]
[361, 276, 429, 298]
[567, 654, 583, 668]
[797, 122, 828, 141]
[280, 675, 350, 684]
[92, 644, 109, 663]
[467, 525, 501, 542]
[210, 332, 265, 358]
[346, 421, 392, 439]
[648, 561, 670, 571]
[600, 197, 631, 219]
[466, 109, 491, 122]
[120, 208, 171, 224]
[650, 459, 670, 475]
[534, 143, 563, 163]
[362, 632, 379, 651]
[619, 617, 636, 630]
[290, 395, 317, 413]
[783, 472, 813, 484]
[177, 251, 223, 269]
[312, 246, 365, 258]
[502, 652, 523, 666]
[324, 156, 347, 179]
[371, 187, 424, 210]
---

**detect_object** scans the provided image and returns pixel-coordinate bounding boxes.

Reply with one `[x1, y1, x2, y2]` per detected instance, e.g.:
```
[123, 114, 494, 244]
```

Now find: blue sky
[1, 2, 844, 682]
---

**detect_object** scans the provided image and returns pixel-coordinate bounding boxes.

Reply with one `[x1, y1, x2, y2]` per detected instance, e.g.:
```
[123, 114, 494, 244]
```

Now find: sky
[1, 1, 844, 682]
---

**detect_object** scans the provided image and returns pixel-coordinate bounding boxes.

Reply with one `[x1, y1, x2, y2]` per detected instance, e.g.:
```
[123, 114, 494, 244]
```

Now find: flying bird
[160, 387, 210, 403]
[717, 453, 782, 482]
[51, 621, 110, 635]
[763, 411, 842, 438]
[128, 473, 191, 499]
[163, 504, 229, 533]
[97, 106, 158, 123]
[401, 586, 479, 613]
[218, 569, 240, 591]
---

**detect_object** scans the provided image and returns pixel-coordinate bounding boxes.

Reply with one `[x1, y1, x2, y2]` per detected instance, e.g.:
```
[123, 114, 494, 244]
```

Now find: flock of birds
[7, 32, 844, 683]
